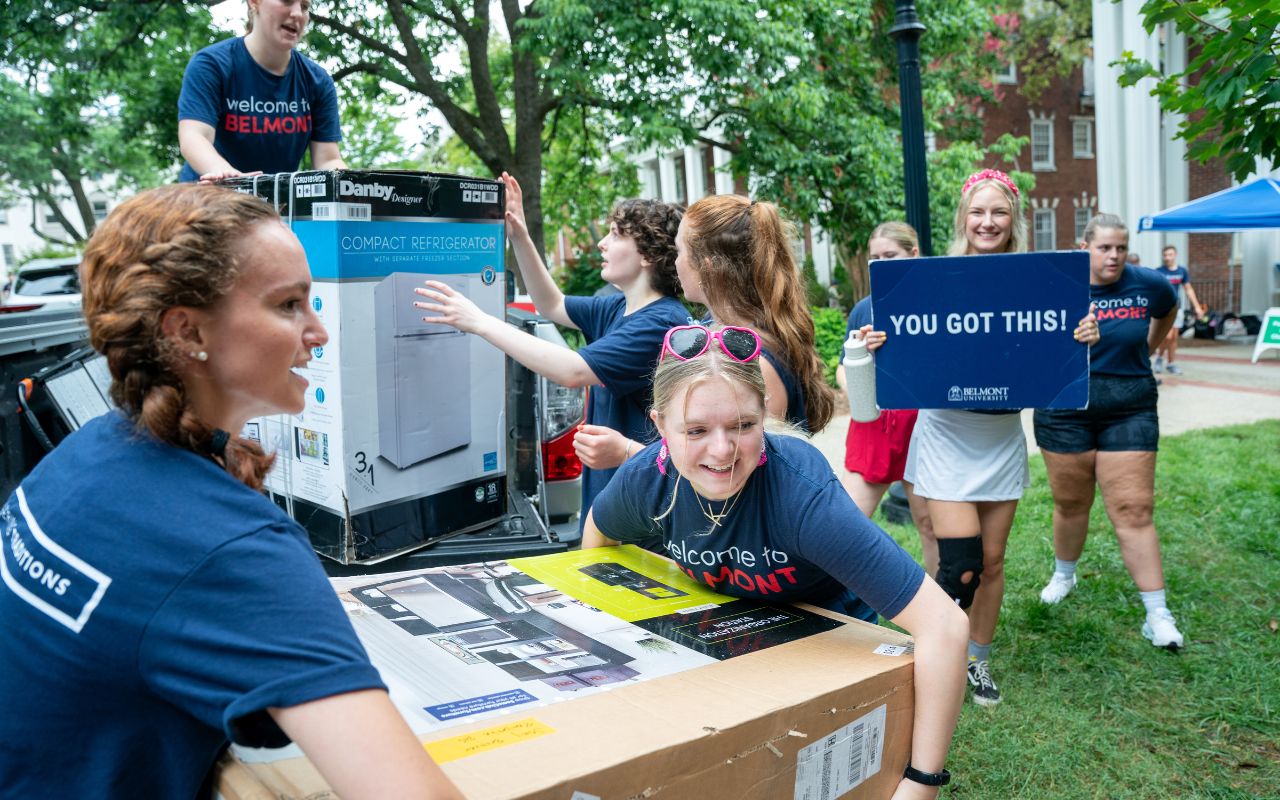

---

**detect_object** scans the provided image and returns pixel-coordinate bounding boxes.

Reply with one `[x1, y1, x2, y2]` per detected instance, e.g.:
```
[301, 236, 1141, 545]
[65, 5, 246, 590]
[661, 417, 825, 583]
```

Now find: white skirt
[904, 409, 1030, 502]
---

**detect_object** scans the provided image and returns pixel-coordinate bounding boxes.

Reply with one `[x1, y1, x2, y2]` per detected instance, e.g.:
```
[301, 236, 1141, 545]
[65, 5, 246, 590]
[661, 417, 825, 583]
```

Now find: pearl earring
[190, 351, 208, 362]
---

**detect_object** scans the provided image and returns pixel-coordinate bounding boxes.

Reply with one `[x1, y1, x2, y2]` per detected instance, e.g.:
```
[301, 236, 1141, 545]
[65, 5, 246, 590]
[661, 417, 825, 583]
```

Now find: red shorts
[843, 409, 919, 484]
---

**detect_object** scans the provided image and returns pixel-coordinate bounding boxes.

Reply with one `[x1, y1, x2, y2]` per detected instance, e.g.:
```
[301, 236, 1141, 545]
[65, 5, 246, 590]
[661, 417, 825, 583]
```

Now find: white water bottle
[843, 331, 880, 422]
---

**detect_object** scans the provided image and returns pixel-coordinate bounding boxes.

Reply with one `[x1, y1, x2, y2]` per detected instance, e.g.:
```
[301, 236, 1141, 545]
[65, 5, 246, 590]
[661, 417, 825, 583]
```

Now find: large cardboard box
[216, 547, 916, 799]
[225, 171, 507, 564]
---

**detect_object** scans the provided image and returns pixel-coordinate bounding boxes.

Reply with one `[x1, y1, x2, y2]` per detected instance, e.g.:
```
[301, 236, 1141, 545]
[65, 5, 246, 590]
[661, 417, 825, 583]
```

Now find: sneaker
[1166, 363, 1184, 376]
[967, 657, 1001, 706]
[1039, 572, 1077, 604]
[1152, 355, 1165, 374]
[1141, 608, 1184, 651]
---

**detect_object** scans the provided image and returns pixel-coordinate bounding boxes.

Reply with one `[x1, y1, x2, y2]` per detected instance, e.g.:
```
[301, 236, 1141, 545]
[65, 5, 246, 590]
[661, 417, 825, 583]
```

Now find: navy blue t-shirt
[0, 412, 383, 799]
[178, 37, 342, 181]
[846, 296, 873, 334]
[1092, 266, 1177, 376]
[760, 347, 808, 432]
[591, 433, 925, 622]
[565, 293, 690, 526]
[1153, 264, 1192, 308]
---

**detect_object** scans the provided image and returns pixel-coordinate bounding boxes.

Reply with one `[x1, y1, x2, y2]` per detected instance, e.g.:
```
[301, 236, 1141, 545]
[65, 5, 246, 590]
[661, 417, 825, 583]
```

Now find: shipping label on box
[230, 171, 507, 563]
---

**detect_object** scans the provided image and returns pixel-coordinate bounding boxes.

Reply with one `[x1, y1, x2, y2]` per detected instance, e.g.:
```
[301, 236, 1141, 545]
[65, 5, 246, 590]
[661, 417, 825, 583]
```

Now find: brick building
[979, 56, 1100, 251]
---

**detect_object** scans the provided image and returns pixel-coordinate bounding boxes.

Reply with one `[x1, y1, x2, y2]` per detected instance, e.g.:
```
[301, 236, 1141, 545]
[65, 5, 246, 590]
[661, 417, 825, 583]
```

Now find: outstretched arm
[501, 172, 574, 328]
[884, 577, 969, 800]
[415, 281, 600, 387]
[270, 689, 463, 800]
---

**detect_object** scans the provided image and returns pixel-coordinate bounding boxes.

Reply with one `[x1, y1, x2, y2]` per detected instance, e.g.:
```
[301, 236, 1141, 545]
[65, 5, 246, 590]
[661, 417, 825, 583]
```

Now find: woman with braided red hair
[0, 184, 461, 799]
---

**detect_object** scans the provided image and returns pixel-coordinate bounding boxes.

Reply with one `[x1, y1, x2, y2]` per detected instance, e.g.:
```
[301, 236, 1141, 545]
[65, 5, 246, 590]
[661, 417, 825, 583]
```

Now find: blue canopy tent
[1138, 177, 1280, 313]
[1139, 177, 1280, 232]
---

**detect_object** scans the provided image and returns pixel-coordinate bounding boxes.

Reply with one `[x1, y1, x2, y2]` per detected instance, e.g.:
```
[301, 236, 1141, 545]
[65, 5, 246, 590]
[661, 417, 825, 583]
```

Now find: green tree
[0, 3, 216, 243]
[1114, 2, 1280, 181]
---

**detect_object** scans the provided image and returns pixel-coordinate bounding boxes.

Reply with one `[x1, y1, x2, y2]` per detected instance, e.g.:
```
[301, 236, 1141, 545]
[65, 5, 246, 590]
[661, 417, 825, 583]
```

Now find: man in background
[1152, 245, 1203, 375]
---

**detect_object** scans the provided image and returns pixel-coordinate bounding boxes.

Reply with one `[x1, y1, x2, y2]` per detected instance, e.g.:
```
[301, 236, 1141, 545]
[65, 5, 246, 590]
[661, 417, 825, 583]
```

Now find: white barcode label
[295, 183, 327, 198]
[873, 643, 908, 656]
[793, 704, 886, 800]
[462, 189, 499, 204]
[311, 202, 371, 221]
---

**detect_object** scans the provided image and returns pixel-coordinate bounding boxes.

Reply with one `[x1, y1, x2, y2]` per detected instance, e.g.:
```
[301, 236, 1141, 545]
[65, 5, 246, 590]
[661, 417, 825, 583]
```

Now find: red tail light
[542, 425, 583, 481]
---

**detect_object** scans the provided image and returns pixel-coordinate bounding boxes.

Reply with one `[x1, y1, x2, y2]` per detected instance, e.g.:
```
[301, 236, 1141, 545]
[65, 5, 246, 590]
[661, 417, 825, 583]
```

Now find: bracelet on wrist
[624, 440, 634, 459]
[903, 763, 950, 787]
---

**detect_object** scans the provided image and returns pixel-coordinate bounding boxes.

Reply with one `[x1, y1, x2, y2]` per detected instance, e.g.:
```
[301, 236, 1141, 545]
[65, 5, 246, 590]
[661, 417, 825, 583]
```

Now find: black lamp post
[890, 0, 932, 256]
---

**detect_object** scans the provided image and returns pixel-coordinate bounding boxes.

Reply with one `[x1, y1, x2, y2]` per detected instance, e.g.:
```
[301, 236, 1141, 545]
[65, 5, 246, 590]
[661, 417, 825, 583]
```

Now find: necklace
[694, 484, 744, 529]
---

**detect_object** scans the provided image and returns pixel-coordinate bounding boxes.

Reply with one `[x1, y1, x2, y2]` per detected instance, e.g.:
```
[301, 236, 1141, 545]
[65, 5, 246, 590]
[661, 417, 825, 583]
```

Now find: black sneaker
[967, 657, 1001, 706]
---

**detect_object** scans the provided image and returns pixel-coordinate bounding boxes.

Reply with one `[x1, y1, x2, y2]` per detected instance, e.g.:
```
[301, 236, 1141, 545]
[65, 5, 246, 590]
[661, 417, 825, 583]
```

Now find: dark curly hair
[80, 183, 278, 489]
[607, 199, 683, 298]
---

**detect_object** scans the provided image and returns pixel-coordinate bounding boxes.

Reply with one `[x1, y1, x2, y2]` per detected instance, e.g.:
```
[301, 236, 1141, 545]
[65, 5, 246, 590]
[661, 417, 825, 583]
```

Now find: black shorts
[1033, 375, 1159, 453]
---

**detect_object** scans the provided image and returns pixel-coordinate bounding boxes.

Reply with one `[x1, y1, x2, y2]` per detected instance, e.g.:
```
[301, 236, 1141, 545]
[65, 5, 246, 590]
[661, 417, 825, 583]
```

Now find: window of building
[995, 59, 1017, 85]
[1072, 119, 1094, 158]
[0, 207, 8, 225]
[2, 244, 14, 269]
[1074, 207, 1092, 243]
[92, 199, 109, 222]
[644, 159, 661, 199]
[1033, 208, 1056, 251]
[43, 206, 61, 225]
[672, 153, 687, 205]
[1031, 119, 1055, 170]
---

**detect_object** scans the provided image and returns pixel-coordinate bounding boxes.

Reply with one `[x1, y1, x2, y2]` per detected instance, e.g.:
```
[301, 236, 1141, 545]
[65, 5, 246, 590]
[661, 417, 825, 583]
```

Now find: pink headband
[962, 168, 1019, 199]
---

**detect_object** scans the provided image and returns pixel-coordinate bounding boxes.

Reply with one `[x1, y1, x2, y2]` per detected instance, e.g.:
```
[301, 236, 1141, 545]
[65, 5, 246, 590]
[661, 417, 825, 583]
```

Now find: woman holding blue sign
[1033, 214, 1184, 649]
[904, 169, 1100, 706]
[583, 326, 969, 799]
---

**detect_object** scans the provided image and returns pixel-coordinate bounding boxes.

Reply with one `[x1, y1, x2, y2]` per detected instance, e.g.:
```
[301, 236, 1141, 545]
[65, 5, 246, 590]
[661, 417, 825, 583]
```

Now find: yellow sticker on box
[424, 718, 555, 763]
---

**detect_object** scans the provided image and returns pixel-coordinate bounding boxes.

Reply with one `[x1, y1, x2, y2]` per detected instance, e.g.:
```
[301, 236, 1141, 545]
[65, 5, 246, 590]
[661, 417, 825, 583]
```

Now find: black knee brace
[935, 537, 984, 609]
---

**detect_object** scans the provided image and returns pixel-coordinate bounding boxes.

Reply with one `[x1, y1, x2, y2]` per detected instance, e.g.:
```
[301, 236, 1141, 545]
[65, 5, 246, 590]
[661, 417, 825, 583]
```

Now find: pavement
[811, 336, 1280, 467]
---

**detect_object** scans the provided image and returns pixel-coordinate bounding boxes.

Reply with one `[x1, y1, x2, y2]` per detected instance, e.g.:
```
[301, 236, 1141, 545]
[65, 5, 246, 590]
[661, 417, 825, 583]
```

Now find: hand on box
[573, 424, 632, 470]
[413, 280, 494, 335]
[500, 171, 531, 244]
[197, 169, 262, 185]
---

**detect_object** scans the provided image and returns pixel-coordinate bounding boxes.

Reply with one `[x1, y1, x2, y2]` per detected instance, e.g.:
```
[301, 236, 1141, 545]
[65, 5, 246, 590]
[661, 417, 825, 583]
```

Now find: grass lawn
[874, 420, 1280, 800]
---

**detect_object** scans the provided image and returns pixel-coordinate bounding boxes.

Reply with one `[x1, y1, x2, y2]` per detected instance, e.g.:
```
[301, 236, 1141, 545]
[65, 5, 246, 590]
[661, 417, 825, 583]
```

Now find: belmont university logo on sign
[947, 385, 1011, 404]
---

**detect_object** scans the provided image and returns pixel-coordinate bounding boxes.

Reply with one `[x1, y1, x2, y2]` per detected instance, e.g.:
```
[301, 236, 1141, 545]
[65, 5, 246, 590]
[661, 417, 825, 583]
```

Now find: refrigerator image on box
[375, 272, 472, 469]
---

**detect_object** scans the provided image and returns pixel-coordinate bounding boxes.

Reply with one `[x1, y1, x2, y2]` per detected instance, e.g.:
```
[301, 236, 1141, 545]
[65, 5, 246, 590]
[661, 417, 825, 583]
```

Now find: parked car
[8, 257, 81, 309]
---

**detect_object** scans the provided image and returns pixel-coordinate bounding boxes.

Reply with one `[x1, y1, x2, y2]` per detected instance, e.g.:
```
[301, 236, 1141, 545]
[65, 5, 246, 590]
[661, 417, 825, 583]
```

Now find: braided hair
[80, 184, 278, 489]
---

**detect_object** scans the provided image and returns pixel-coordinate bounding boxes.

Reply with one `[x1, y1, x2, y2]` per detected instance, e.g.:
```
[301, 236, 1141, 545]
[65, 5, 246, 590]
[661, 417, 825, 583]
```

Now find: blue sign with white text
[869, 251, 1090, 410]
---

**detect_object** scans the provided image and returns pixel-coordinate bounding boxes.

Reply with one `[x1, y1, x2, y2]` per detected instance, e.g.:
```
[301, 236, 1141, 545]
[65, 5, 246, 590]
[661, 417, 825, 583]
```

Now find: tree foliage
[0, 3, 214, 243]
[992, 0, 1093, 102]
[1115, 1, 1280, 181]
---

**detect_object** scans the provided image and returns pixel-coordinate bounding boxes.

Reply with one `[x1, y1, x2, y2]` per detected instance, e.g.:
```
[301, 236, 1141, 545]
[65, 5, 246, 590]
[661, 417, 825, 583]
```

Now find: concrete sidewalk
[812, 337, 1280, 467]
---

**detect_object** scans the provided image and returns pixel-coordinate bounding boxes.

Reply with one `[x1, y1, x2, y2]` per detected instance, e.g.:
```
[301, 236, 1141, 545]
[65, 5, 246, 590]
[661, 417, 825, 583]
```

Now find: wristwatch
[903, 762, 951, 786]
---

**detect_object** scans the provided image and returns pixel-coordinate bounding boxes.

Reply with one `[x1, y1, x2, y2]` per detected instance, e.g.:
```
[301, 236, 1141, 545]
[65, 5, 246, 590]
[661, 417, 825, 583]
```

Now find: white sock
[1053, 558, 1078, 579]
[1139, 588, 1168, 615]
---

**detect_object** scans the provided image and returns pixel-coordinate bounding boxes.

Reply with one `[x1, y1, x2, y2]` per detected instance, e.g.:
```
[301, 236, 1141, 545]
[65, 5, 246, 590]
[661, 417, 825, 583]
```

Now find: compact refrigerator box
[213, 547, 917, 800]
[225, 170, 506, 564]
